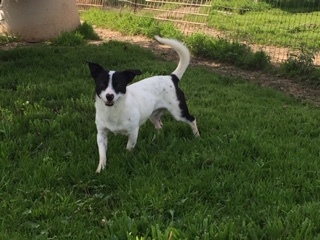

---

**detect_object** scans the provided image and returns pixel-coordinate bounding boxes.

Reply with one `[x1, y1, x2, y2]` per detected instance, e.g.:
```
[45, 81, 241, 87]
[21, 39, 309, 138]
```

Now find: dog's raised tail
[154, 36, 190, 80]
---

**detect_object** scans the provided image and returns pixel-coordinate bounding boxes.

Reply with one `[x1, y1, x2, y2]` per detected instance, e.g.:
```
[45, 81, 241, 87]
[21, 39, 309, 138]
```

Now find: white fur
[94, 36, 199, 173]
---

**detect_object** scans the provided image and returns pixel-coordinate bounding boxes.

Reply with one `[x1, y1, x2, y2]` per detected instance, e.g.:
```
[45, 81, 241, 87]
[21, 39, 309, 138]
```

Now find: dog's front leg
[126, 128, 139, 151]
[96, 129, 108, 173]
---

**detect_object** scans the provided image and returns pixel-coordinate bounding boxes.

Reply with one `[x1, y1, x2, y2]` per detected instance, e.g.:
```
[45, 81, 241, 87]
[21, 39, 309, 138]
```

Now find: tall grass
[1, 40, 320, 239]
[208, 9, 320, 50]
[185, 33, 271, 70]
[51, 22, 100, 46]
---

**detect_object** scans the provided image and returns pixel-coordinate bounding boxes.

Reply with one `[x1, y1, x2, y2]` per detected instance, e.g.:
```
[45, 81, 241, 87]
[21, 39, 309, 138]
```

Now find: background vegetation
[80, 9, 319, 81]
[80, 10, 271, 71]
[91, 0, 320, 50]
[209, 0, 320, 50]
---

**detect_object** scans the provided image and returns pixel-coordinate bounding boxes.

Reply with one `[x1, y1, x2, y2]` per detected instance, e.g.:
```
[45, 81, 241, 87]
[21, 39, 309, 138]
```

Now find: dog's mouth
[105, 101, 114, 107]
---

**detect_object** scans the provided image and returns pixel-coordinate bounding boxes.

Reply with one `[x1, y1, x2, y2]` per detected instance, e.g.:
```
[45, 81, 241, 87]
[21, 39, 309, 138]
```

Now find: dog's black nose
[106, 93, 114, 101]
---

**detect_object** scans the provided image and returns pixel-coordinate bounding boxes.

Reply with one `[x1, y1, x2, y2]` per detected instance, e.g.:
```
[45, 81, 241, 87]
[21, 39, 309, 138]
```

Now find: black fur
[88, 62, 142, 96]
[112, 70, 142, 94]
[171, 74, 195, 122]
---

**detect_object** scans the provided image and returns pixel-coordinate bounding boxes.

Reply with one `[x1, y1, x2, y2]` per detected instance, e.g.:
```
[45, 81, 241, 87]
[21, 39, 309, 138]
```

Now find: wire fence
[76, 0, 320, 65]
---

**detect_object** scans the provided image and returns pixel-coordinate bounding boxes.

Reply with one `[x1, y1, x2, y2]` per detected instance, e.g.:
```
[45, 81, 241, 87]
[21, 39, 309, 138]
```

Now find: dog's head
[88, 62, 142, 107]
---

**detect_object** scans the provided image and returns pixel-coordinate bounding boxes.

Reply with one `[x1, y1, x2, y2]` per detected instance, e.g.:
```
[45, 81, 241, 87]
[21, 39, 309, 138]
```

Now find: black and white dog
[88, 36, 199, 173]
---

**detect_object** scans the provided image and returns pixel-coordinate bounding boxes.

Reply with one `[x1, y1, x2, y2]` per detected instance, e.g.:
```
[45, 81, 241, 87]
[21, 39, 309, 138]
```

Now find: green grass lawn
[1, 42, 320, 239]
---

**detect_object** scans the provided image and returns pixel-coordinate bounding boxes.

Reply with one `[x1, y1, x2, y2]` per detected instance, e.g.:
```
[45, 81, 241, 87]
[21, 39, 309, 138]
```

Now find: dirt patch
[0, 41, 35, 50]
[93, 27, 320, 106]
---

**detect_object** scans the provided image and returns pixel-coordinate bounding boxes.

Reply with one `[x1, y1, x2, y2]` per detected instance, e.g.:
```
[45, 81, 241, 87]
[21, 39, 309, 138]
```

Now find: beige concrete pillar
[0, 0, 80, 42]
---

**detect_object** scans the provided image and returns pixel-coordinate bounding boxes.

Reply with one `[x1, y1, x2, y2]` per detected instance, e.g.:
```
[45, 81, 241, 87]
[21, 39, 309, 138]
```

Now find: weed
[0, 34, 18, 45]
[212, 0, 272, 14]
[185, 33, 271, 70]
[241, 49, 271, 70]
[76, 21, 100, 40]
[280, 45, 317, 77]
[51, 31, 85, 46]
[184, 33, 214, 58]
[51, 22, 99, 46]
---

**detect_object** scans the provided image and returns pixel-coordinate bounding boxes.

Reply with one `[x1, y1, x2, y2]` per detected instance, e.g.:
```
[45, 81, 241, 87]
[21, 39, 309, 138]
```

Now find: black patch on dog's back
[171, 74, 195, 122]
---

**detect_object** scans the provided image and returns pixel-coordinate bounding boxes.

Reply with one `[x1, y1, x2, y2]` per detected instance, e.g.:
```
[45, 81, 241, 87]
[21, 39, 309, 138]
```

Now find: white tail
[154, 36, 190, 80]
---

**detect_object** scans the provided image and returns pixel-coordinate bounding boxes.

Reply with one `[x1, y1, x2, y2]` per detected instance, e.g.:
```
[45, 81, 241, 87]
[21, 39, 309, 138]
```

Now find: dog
[88, 36, 200, 173]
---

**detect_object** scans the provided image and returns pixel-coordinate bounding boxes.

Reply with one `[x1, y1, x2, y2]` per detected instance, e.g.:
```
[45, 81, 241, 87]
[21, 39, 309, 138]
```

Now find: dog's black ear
[123, 69, 142, 83]
[87, 62, 104, 79]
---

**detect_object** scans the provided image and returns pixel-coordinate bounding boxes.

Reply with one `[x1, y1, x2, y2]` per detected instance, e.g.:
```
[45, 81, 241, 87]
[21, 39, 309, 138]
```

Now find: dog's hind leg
[167, 89, 200, 137]
[189, 119, 200, 137]
[149, 109, 165, 130]
[167, 103, 200, 137]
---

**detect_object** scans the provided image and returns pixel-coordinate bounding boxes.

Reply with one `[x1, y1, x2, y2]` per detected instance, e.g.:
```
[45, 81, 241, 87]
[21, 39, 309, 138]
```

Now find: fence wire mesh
[76, 0, 320, 65]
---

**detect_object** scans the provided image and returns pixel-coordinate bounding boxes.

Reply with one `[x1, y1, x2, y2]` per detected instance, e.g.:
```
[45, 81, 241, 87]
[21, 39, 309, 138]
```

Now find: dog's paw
[191, 120, 200, 137]
[126, 146, 135, 152]
[156, 120, 163, 130]
[126, 141, 136, 151]
[96, 159, 107, 173]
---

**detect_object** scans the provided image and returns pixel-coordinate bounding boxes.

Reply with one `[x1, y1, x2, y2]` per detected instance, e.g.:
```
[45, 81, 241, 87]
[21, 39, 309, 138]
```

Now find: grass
[51, 22, 100, 46]
[83, 1, 320, 50]
[185, 33, 271, 70]
[81, 9, 271, 71]
[280, 45, 320, 82]
[207, 8, 320, 50]
[203, 0, 320, 50]
[80, 9, 183, 40]
[81, 8, 320, 81]
[1, 39, 320, 239]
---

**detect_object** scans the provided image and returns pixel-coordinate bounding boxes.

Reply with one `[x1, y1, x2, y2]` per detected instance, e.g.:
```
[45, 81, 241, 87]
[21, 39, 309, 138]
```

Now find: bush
[240, 50, 271, 70]
[76, 22, 100, 40]
[0, 34, 17, 45]
[51, 22, 99, 46]
[51, 31, 85, 46]
[280, 46, 317, 78]
[212, 0, 272, 14]
[185, 34, 215, 58]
